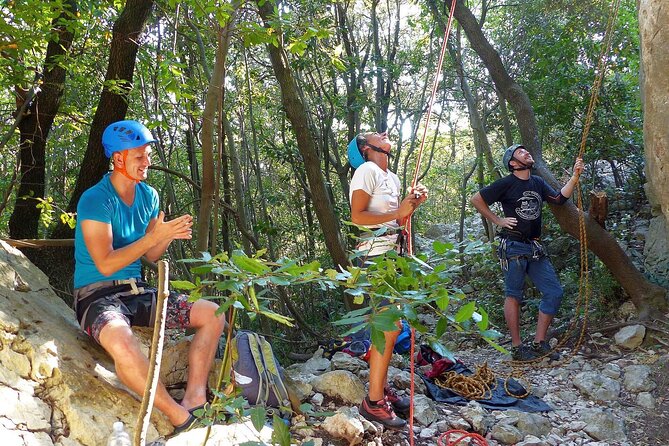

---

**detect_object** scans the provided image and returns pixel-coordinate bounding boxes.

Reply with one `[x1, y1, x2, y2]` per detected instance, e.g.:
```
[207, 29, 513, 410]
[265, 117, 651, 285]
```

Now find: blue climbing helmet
[102, 120, 156, 158]
[347, 135, 366, 169]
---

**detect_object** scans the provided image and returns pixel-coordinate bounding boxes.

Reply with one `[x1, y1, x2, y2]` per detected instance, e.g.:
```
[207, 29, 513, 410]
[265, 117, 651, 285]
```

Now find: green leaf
[433, 240, 453, 254]
[476, 307, 489, 331]
[370, 327, 387, 355]
[249, 406, 266, 432]
[435, 316, 448, 338]
[480, 329, 502, 339]
[429, 340, 456, 362]
[287, 39, 308, 56]
[259, 309, 294, 327]
[455, 301, 476, 323]
[370, 307, 403, 332]
[268, 276, 291, 286]
[434, 289, 449, 311]
[232, 254, 270, 275]
[170, 280, 197, 290]
[271, 414, 291, 446]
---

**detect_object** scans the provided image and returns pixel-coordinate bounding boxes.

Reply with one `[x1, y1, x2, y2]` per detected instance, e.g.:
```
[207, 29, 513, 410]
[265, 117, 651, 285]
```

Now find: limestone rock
[321, 409, 364, 446]
[614, 325, 646, 349]
[623, 364, 656, 392]
[0, 241, 171, 445]
[581, 408, 626, 441]
[572, 371, 620, 402]
[311, 370, 366, 404]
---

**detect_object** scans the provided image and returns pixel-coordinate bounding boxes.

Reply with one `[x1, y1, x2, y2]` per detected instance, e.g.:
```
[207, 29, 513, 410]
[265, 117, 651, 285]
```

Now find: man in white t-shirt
[348, 131, 428, 429]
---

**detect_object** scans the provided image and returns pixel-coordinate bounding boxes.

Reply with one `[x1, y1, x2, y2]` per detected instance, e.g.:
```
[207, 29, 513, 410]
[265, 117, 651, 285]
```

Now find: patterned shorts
[76, 284, 194, 344]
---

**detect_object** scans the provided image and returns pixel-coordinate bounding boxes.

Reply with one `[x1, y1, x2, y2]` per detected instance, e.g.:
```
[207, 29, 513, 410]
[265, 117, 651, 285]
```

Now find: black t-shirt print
[479, 174, 560, 240]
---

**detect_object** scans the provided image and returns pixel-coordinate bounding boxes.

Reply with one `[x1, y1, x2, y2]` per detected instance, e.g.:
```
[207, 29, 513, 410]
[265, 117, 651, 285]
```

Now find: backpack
[231, 330, 292, 412]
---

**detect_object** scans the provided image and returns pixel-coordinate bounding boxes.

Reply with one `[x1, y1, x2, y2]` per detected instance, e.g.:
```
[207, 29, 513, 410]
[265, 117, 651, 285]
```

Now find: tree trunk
[9, 0, 78, 239]
[196, 13, 235, 253]
[451, 0, 668, 315]
[58, 0, 155, 225]
[40, 0, 154, 300]
[255, 0, 350, 298]
[223, 113, 251, 254]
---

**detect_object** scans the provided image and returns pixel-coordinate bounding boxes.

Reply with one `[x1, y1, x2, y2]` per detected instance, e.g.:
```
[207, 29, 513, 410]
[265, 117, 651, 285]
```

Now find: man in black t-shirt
[471, 144, 584, 361]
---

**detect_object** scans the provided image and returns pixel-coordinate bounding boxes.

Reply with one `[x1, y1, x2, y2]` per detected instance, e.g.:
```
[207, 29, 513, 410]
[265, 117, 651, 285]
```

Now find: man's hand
[496, 217, 517, 229]
[148, 212, 193, 243]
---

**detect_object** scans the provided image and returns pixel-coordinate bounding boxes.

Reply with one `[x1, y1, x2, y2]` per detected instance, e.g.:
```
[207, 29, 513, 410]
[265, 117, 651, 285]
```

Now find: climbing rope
[405, 0, 457, 257]
[433, 362, 495, 400]
[505, 0, 623, 383]
[437, 429, 489, 446]
[407, 3, 457, 446]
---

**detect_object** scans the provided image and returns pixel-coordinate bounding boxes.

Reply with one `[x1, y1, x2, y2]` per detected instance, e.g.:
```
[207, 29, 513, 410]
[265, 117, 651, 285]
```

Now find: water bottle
[106, 421, 131, 446]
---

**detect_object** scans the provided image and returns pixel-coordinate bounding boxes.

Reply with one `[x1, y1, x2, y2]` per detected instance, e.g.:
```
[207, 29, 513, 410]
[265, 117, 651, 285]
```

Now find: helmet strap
[365, 142, 392, 158]
[510, 156, 531, 171]
[113, 151, 141, 183]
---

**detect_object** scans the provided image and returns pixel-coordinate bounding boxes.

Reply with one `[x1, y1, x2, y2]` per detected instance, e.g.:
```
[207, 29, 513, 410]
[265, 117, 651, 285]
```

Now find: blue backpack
[231, 331, 292, 411]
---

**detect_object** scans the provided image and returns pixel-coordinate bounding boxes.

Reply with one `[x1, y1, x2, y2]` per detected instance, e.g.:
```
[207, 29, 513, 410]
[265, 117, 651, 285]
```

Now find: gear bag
[231, 330, 292, 412]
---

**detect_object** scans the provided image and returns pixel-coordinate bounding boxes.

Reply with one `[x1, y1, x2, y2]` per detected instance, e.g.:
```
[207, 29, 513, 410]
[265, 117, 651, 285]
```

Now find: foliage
[32, 196, 77, 231]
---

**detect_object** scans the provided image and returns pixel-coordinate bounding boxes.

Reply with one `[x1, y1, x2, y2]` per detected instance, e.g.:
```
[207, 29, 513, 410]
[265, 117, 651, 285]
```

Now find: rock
[636, 392, 656, 409]
[311, 393, 324, 407]
[448, 417, 471, 430]
[614, 325, 646, 349]
[311, 370, 366, 404]
[573, 371, 620, 402]
[165, 419, 273, 445]
[331, 352, 368, 374]
[321, 408, 365, 446]
[0, 241, 171, 445]
[623, 364, 656, 392]
[567, 421, 587, 431]
[412, 394, 439, 426]
[581, 408, 626, 441]
[460, 401, 494, 434]
[602, 363, 622, 379]
[513, 411, 551, 439]
[303, 349, 332, 375]
[617, 301, 637, 318]
[420, 427, 437, 439]
[515, 435, 544, 446]
[389, 369, 426, 394]
[491, 423, 524, 444]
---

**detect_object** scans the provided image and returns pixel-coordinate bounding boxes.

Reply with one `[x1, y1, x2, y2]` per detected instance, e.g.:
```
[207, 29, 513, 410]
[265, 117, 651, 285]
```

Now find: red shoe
[359, 397, 407, 430]
[384, 386, 411, 415]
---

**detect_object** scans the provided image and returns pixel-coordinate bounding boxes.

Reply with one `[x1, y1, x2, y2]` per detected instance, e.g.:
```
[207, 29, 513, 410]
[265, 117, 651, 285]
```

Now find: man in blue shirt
[471, 144, 583, 361]
[74, 120, 224, 433]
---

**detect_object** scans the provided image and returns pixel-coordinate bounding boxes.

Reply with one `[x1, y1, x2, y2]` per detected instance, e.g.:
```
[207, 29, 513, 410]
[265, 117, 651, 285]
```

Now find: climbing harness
[496, 236, 546, 272]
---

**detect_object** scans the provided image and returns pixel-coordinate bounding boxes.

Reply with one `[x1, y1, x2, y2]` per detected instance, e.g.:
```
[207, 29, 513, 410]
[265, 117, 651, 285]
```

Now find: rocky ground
[275, 314, 669, 446]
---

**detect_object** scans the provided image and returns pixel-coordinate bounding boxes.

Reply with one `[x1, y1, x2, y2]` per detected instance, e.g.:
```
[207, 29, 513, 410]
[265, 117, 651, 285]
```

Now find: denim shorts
[502, 240, 563, 315]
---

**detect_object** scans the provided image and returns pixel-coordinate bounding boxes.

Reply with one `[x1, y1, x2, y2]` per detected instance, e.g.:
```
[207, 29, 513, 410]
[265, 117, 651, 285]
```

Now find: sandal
[188, 403, 207, 416]
[172, 413, 197, 436]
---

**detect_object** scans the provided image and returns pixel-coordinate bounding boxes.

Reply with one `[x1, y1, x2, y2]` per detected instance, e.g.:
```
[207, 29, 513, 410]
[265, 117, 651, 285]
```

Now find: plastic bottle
[106, 421, 131, 446]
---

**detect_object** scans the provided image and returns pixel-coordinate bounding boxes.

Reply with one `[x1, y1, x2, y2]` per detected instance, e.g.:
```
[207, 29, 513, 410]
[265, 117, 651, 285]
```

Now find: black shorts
[74, 282, 193, 344]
